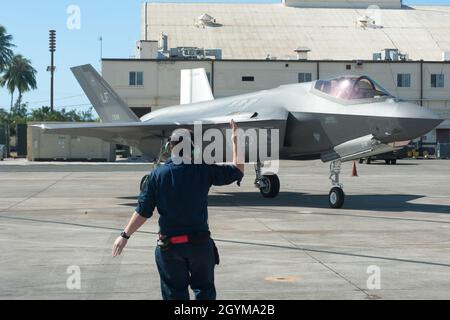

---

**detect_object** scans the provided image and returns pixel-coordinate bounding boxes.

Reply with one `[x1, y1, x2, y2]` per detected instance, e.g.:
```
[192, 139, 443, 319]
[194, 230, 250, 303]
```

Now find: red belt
[169, 235, 189, 244]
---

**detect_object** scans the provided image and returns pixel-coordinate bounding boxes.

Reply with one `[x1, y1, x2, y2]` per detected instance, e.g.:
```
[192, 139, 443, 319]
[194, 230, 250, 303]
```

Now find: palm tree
[0, 25, 14, 72]
[0, 54, 37, 112]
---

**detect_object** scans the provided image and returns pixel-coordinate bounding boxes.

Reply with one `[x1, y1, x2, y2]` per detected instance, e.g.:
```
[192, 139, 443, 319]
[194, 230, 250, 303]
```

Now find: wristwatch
[120, 231, 130, 240]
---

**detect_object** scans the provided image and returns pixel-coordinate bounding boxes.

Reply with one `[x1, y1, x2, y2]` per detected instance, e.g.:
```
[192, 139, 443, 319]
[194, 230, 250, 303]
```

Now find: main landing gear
[328, 160, 345, 208]
[254, 162, 280, 198]
[253, 160, 344, 208]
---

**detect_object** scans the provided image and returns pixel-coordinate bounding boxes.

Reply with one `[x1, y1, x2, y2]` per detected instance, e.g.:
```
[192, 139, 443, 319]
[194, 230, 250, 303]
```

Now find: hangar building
[102, 0, 450, 149]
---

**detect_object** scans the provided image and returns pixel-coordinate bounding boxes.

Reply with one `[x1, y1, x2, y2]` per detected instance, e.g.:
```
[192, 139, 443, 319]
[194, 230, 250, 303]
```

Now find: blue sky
[0, 0, 449, 112]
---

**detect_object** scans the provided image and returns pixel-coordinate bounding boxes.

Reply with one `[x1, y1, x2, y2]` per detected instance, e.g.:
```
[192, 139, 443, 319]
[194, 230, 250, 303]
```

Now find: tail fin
[71, 64, 140, 123]
[180, 68, 214, 105]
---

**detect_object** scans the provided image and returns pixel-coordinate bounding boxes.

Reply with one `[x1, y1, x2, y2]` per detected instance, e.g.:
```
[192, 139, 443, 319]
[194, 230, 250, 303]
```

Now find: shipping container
[27, 122, 116, 162]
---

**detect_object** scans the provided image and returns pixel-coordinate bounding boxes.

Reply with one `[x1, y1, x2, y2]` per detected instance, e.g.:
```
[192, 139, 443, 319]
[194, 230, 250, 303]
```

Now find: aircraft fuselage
[140, 80, 442, 161]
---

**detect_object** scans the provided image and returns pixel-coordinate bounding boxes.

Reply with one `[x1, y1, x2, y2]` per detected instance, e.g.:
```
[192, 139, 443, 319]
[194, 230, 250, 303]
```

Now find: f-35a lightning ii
[37, 65, 442, 208]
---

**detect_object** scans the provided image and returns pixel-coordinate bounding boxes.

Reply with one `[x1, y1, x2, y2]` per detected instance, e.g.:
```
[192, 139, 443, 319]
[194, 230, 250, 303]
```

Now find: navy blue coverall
[135, 158, 243, 300]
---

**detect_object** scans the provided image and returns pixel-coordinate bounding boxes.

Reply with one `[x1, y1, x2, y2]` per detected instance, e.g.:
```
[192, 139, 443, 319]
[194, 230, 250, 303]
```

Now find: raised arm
[230, 119, 244, 174]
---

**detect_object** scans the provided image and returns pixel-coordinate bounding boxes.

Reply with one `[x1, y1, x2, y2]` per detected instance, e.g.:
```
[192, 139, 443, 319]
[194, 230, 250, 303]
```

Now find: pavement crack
[254, 217, 373, 298]
[0, 172, 73, 214]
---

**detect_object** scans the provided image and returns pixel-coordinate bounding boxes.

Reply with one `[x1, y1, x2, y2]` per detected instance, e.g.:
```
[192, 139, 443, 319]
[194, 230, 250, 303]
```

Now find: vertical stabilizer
[71, 64, 140, 122]
[180, 68, 214, 105]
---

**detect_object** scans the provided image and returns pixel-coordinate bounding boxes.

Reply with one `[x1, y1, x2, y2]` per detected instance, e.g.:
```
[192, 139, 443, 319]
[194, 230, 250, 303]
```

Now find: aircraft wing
[35, 114, 287, 145]
[35, 122, 165, 143]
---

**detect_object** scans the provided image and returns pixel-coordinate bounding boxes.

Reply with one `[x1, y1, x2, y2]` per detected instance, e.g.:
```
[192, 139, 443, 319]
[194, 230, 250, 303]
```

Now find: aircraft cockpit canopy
[314, 76, 391, 101]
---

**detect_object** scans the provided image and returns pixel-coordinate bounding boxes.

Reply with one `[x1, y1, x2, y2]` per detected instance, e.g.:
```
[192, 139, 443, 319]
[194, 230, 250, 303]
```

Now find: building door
[436, 129, 450, 144]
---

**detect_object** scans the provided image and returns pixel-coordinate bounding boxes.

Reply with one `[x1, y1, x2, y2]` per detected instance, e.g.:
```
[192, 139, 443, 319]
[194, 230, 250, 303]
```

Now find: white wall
[214, 61, 318, 97]
[102, 59, 450, 121]
[102, 60, 211, 110]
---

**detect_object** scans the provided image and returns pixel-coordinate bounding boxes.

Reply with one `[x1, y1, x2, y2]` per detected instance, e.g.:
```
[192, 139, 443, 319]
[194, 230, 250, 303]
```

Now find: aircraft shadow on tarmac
[117, 192, 450, 215]
[366, 162, 419, 166]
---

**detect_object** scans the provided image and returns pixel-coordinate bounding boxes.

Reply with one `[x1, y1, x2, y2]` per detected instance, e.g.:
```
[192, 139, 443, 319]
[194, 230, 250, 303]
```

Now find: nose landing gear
[254, 162, 280, 198]
[329, 160, 345, 208]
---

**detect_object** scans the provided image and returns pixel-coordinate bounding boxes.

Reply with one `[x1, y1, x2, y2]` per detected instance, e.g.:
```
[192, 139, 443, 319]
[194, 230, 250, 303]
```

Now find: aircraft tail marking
[71, 64, 140, 123]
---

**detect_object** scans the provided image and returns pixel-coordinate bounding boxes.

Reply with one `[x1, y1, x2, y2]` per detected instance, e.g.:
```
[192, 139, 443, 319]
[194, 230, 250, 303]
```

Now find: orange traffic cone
[351, 161, 358, 177]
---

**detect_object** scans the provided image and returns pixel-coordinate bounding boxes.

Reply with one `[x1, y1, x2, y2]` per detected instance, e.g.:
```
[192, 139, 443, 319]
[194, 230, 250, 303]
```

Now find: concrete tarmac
[0, 158, 449, 300]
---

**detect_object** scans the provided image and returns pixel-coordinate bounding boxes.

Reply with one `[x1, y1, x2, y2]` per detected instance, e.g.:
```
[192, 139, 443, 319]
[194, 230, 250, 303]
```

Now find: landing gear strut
[329, 160, 345, 208]
[255, 162, 280, 198]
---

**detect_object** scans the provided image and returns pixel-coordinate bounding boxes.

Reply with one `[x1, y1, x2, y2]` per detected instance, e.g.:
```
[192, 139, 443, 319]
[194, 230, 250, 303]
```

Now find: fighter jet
[37, 65, 443, 208]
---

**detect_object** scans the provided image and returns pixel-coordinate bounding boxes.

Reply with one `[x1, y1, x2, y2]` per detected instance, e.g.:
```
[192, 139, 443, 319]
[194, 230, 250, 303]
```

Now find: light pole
[48, 30, 56, 112]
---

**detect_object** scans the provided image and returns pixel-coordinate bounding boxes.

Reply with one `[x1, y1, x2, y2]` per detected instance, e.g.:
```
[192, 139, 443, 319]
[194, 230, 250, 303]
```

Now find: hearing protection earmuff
[165, 133, 196, 161]
[164, 140, 171, 154]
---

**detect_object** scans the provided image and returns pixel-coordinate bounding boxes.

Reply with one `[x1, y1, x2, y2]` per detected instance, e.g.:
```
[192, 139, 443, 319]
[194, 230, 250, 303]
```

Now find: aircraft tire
[329, 187, 345, 209]
[259, 175, 280, 198]
[140, 174, 149, 192]
[391, 159, 397, 165]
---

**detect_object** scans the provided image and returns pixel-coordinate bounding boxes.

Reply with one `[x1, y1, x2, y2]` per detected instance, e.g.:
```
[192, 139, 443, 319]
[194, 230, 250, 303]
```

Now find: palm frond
[0, 25, 15, 71]
[1, 54, 37, 97]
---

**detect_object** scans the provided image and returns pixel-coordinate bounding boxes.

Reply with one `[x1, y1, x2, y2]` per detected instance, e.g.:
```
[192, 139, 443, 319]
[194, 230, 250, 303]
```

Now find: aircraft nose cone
[399, 118, 443, 140]
[395, 103, 444, 140]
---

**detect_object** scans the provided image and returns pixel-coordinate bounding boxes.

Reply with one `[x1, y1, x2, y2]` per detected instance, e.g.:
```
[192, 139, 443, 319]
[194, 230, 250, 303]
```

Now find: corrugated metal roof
[143, 3, 450, 61]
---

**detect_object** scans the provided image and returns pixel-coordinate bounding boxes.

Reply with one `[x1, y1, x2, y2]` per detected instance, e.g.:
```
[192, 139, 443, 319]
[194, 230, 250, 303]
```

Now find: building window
[242, 76, 255, 82]
[397, 74, 411, 87]
[298, 73, 312, 83]
[346, 65, 352, 70]
[431, 74, 445, 88]
[129, 71, 144, 86]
